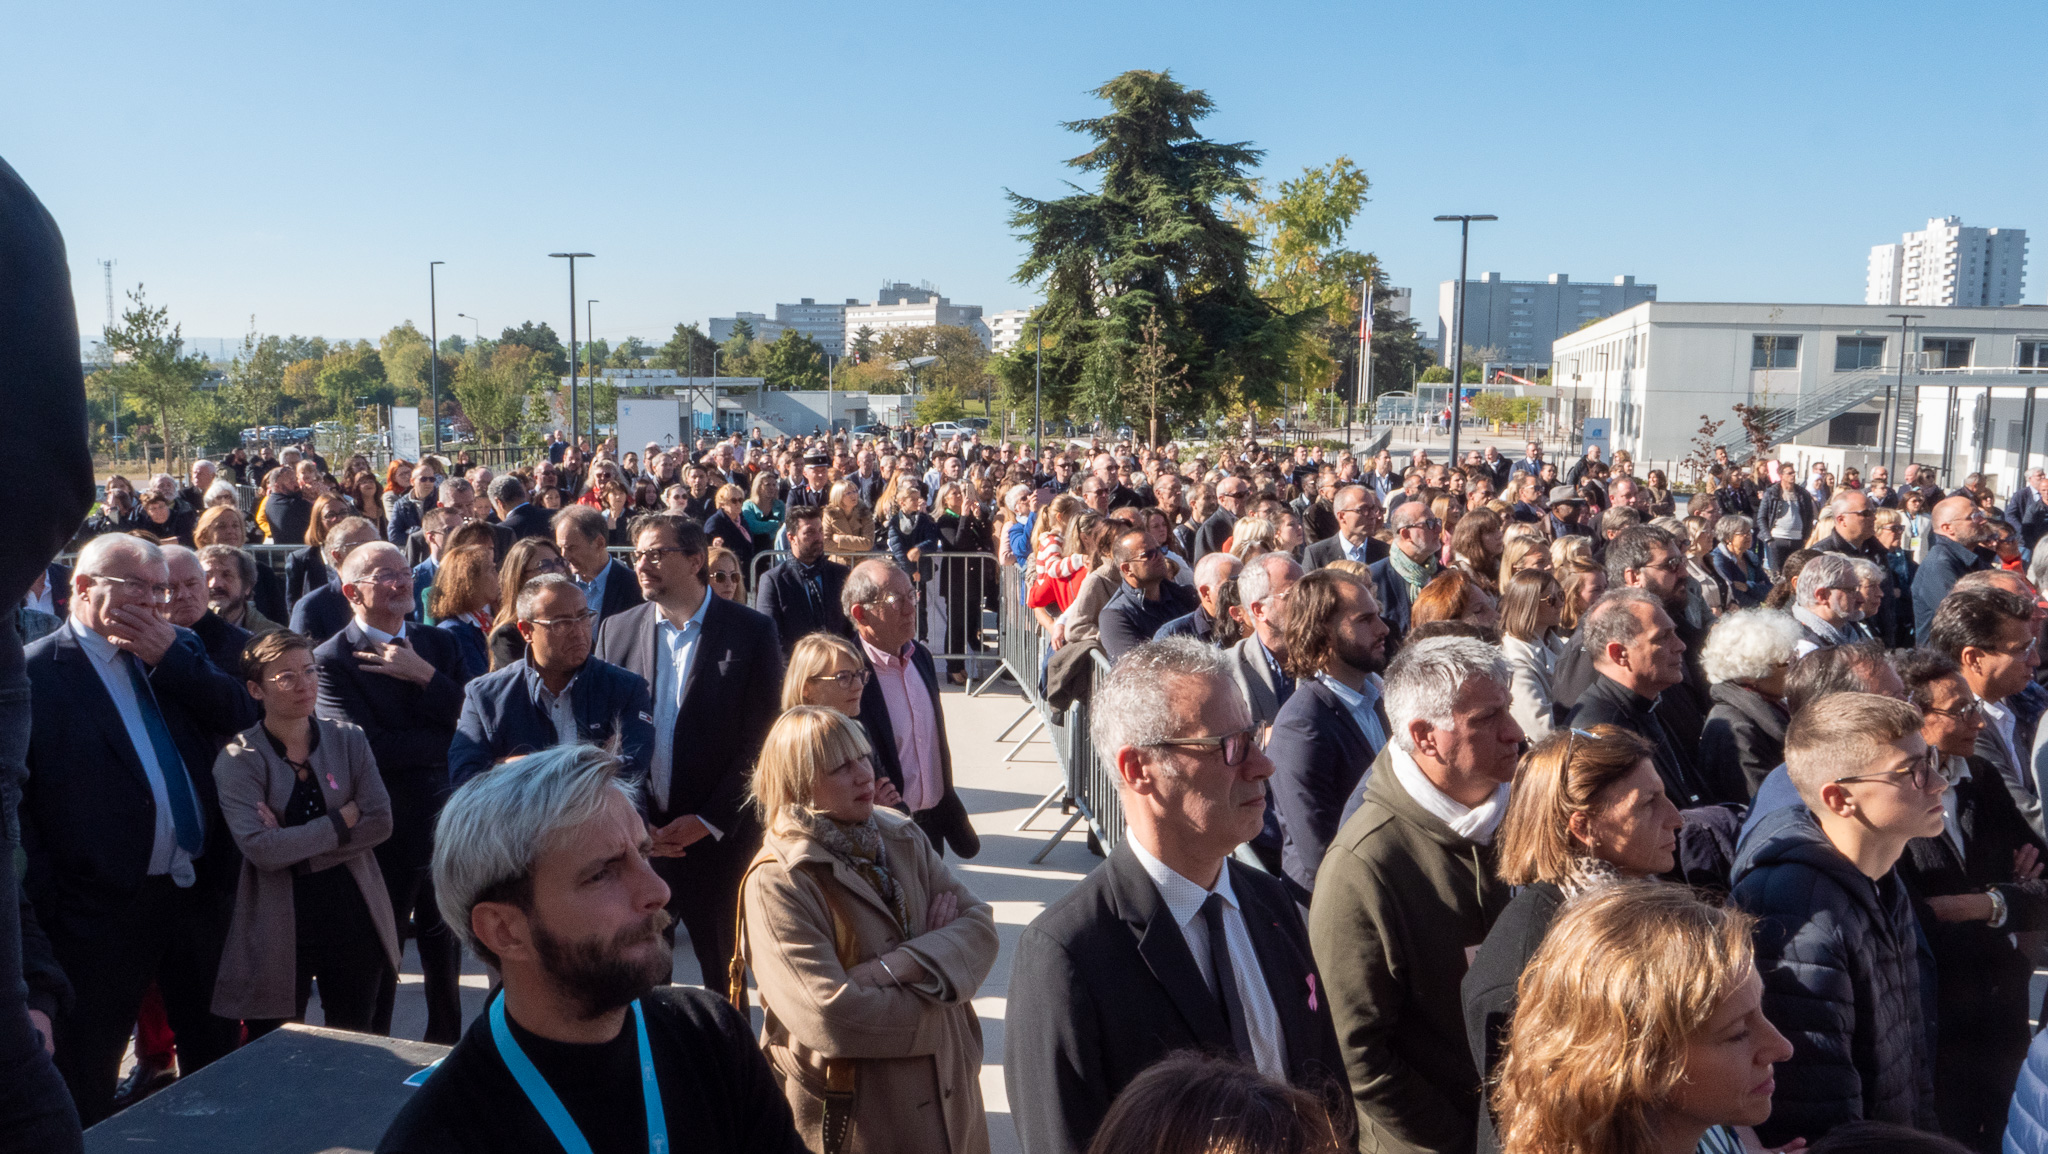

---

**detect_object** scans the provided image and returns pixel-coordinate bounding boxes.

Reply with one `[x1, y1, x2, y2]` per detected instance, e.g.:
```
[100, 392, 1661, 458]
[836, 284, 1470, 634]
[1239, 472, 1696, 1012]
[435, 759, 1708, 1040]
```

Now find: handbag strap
[728, 853, 864, 1154]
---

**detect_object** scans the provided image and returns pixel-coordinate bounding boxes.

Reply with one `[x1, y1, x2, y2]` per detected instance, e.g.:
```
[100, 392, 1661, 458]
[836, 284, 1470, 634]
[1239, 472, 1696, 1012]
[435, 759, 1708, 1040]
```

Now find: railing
[997, 563, 1123, 862]
[1710, 368, 1892, 457]
[743, 549, 1003, 670]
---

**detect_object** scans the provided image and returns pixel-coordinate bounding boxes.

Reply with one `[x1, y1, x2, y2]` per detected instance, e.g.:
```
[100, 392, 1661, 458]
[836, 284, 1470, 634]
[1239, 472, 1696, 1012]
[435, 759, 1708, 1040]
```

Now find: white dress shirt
[1127, 838, 1286, 1078]
[1317, 672, 1388, 754]
[71, 620, 202, 885]
[649, 593, 717, 833]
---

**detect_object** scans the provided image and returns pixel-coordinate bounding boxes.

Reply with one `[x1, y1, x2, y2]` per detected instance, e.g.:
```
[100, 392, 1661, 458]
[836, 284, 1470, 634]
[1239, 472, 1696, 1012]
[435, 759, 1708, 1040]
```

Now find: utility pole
[429, 261, 444, 455]
[549, 253, 593, 451]
[587, 299, 599, 447]
[1033, 317, 1044, 458]
[1433, 214, 1497, 469]
[1884, 313, 1924, 481]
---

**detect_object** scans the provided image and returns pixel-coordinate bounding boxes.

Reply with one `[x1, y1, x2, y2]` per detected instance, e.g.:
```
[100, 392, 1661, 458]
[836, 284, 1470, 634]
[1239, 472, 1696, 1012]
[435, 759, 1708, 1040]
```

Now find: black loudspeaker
[85, 1024, 448, 1154]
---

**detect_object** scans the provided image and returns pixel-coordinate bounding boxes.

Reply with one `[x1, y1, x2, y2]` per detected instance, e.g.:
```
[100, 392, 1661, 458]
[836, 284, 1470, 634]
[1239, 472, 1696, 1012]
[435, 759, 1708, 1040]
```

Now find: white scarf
[1387, 742, 1510, 845]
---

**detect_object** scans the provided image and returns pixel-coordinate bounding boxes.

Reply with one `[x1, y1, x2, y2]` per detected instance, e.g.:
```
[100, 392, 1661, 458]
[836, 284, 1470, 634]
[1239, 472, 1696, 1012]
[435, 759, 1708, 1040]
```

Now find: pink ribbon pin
[1307, 974, 1318, 1012]
[326, 773, 339, 791]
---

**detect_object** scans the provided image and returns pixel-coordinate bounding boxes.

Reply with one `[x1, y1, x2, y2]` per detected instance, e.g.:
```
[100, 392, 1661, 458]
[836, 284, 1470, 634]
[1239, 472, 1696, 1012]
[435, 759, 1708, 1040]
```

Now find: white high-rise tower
[1866, 216, 2027, 307]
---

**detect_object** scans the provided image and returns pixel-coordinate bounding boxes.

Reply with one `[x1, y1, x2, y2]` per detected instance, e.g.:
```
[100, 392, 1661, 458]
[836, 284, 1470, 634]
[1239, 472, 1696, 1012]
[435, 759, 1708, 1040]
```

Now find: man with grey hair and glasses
[23, 533, 254, 1123]
[1368, 499, 1441, 642]
[1311, 636, 1521, 1154]
[1791, 552, 1864, 658]
[377, 745, 804, 1153]
[1006, 637, 1347, 1154]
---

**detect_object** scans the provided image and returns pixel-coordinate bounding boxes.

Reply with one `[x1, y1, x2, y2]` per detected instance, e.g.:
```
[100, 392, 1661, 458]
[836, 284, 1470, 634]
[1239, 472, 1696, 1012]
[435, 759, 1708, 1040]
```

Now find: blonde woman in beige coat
[739, 706, 997, 1154]
[824, 480, 877, 564]
[210, 630, 400, 1034]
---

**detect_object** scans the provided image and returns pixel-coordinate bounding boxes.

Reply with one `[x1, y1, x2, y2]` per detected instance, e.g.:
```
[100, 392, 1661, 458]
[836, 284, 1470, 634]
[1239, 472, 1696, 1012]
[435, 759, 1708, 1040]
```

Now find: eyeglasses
[89, 573, 174, 603]
[1122, 547, 1165, 563]
[529, 558, 569, 576]
[1924, 699, 1984, 721]
[864, 592, 914, 611]
[1148, 726, 1258, 767]
[1642, 556, 1688, 573]
[808, 669, 873, 690]
[528, 610, 597, 631]
[708, 570, 741, 584]
[1833, 745, 1943, 791]
[355, 570, 413, 588]
[264, 669, 319, 691]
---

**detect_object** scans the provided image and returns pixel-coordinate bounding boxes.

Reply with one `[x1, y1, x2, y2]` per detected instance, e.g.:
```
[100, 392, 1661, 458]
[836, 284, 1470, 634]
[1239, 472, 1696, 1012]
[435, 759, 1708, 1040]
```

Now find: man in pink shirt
[844, 559, 981, 858]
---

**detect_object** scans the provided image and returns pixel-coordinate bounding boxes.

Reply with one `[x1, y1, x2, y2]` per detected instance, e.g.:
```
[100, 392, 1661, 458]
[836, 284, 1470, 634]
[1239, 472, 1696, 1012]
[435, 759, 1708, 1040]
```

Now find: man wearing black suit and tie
[552, 504, 642, 628]
[490, 473, 553, 542]
[313, 541, 471, 1043]
[594, 514, 785, 985]
[289, 516, 381, 646]
[1005, 637, 1349, 1154]
[1301, 485, 1389, 571]
[23, 535, 258, 1124]
[753, 505, 850, 658]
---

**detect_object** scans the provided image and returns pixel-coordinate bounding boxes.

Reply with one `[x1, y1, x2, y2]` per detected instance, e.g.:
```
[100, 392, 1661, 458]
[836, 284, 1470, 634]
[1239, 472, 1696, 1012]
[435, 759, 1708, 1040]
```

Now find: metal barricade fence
[998, 563, 1125, 862]
[745, 549, 1004, 672]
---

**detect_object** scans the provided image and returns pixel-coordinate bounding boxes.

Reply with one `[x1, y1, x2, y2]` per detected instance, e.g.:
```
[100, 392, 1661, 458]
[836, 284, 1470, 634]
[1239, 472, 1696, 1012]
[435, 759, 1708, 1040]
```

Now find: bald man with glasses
[1192, 476, 1251, 559]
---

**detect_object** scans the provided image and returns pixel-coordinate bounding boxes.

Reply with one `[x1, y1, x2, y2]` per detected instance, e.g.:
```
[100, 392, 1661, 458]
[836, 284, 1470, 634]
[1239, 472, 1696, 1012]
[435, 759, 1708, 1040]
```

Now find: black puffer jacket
[1730, 805, 1938, 1146]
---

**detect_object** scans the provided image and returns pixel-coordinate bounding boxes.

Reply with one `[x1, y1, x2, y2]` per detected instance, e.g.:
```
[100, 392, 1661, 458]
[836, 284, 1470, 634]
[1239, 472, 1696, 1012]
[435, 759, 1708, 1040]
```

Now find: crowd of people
[16, 408, 2048, 1154]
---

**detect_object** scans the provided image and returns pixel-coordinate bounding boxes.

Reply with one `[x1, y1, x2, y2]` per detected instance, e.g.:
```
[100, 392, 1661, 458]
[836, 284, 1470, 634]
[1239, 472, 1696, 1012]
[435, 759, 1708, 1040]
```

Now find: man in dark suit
[1190, 475, 1248, 558]
[490, 473, 553, 543]
[1098, 528, 1199, 662]
[384, 464, 441, 548]
[1565, 588, 1718, 808]
[1930, 585, 2046, 838]
[261, 464, 313, 545]
[313, 541, 470, 1044]
[784, 451, 833, 508]
[551, 503, 642, 628]
[288, 516, 379, 646]
[1367, 499, 1441, 644]
[753, 505, 850, 658]
[1266, 570, 1391, 900]
[1006, 637, 1349, 1154]
[1301, 485, 1388, 571]
[1914, 496, 1995, 645]
[163, 544, 250, 681]
[844, 559, 980, 859]
[449, 577, 653, 788]
[594, 515, 784, 986]
[1155, 552, 1241, 647]
[22, 535, 256, 1125]
[2, 153, 95, 1152]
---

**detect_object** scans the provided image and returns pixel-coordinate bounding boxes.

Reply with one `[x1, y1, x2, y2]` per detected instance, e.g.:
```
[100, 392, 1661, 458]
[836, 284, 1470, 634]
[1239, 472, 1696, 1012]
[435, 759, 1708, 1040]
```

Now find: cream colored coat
[210, 719, 401, 1020]
[742, 807, 997, 1154]
[825, 503, 877, 563]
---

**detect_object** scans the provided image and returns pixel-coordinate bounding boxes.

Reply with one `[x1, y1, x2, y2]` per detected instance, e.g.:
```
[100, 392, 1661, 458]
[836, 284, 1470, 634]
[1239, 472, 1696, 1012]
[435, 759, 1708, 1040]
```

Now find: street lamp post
[1433, 214, 1497, 469]
[549, 253, 593, 453]
[429, 261, 444, 455]
[457, 313, 482, 343]
[586, 298, 599, 448]
[1033, 317, 1044, 458]
[1884, 313, 1924, 481]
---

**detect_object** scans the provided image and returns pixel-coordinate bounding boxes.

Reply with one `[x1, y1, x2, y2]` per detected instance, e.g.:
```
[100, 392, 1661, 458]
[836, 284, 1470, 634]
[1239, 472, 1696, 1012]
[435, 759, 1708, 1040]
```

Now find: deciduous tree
[452, 344, 549, 445]
[100, 284, 209, 470]
[757, 329, 828, 390]
[654, 323, 717, 375]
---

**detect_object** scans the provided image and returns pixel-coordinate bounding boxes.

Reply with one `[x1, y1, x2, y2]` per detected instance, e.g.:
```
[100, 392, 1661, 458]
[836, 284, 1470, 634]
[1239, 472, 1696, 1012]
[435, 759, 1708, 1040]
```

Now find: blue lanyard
[490, 994, 669, 1154]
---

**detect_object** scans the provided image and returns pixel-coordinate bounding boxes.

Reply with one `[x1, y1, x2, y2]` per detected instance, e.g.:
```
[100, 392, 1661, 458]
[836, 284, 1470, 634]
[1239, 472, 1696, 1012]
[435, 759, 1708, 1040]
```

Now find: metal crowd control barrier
[997, 564, 1124, 862]
[745, 549, 1005, 674]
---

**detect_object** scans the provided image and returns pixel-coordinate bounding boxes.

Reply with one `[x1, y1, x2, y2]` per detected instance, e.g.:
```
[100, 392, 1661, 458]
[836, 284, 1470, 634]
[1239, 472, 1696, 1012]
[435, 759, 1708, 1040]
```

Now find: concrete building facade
[1436, 273, 1656, 365]
[843, 282, 989, 351]
[986, 308, 1034, 353]
[1866, 216, 2028, 308]
[708, 311, 786, 345]
[774, 298, 858, 356]
[1551, 301, 2048, 486]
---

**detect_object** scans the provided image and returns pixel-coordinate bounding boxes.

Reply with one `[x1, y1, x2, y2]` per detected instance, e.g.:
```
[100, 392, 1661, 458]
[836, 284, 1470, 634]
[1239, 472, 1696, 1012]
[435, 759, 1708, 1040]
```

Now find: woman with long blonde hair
[1490, 884, 1790, 1154]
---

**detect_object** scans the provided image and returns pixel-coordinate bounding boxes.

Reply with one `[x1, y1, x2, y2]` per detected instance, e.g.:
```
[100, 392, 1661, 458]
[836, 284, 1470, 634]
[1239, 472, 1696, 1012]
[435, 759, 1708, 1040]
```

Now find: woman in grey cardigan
[210, 630, 400, 1035]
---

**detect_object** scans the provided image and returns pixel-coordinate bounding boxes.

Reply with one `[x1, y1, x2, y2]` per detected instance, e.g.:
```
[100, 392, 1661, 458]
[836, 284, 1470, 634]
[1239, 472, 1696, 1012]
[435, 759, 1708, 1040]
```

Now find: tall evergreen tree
[1008, 70, 1304, 427]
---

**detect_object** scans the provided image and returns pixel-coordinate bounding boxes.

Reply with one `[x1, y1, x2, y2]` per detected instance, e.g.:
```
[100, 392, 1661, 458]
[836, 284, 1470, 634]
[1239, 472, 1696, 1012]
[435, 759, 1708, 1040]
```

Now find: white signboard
[391, 407, 421, 462]
[617, 397, 683, 458]
[1580, 417, 1611, 457]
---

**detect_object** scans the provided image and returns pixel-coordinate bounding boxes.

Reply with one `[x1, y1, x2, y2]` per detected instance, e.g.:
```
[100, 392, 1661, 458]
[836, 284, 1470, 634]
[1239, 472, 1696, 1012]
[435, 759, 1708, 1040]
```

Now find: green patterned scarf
[793, 808, 910, 935]
[1387, 544, 1439, 601]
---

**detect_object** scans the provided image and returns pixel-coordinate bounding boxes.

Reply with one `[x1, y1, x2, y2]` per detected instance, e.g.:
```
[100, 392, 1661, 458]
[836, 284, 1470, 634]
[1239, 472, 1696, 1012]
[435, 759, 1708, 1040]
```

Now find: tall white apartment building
[843, 282, 988, 351]
[986, 308, 1034, 352]
[1866, 216, 2028, 307]
[774, 298, 857, 357]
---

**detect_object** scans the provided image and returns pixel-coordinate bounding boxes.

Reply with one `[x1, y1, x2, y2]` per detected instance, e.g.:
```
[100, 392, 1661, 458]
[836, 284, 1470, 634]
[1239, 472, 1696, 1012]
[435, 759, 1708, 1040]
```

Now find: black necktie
[1201, 893, 1254, 1063]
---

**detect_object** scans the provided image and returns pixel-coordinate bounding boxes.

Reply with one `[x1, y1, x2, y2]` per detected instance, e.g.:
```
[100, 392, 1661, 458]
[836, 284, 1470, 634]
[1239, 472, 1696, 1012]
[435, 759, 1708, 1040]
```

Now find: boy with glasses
[1732, 692, 1944, 1146]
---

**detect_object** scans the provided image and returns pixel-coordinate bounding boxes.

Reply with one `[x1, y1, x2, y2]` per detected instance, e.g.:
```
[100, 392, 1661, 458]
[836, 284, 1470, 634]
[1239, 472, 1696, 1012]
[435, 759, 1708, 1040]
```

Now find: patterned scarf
[1386, 544, 1439, 601]
[793, 808, 910, 935]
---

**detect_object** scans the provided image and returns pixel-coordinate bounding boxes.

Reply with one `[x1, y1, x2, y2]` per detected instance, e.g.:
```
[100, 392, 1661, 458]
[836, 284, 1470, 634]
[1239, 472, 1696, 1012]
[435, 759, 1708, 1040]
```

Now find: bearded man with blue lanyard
[378, 744, 804, 1154]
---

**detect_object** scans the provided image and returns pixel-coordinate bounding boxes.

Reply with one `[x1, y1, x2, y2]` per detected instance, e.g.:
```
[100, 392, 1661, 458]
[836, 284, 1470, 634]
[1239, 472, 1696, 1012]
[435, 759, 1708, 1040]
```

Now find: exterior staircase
[1712, 368, 1891, 458]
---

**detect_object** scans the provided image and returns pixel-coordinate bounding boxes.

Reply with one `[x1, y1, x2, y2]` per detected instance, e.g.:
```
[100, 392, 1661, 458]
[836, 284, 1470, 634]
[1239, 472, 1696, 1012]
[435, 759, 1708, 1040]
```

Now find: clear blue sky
[6, 0, 2042, 349]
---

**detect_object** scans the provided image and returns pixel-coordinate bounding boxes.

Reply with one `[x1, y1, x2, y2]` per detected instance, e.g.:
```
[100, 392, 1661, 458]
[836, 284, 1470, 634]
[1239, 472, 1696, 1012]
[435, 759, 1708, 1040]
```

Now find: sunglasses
[1149, 726, 1257, 766]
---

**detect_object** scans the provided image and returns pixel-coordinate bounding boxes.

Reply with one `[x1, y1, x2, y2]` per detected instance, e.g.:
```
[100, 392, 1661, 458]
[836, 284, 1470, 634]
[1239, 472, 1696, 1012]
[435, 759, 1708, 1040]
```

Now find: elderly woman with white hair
[1698, 608, 1804, 800]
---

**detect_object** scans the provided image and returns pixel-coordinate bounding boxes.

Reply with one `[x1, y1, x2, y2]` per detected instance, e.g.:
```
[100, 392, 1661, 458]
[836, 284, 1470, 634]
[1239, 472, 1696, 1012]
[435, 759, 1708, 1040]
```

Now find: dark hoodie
[1729, 804, 1938, 1147]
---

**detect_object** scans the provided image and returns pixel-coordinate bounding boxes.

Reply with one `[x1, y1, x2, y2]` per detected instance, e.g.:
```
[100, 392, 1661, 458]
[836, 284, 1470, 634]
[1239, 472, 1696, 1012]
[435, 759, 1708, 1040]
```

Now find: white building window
[1751, 335, 1799, 369]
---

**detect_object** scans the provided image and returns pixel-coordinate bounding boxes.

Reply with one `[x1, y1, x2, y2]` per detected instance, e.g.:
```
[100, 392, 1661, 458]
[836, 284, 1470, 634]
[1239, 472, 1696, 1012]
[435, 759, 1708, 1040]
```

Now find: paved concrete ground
[382, 679, 1078, 1154]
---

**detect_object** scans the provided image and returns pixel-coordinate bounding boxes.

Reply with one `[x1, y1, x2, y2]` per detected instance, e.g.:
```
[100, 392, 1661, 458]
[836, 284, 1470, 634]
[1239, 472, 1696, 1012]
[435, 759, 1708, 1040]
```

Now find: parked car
[928, 421, 970, 437]
[961, 417, 991, 430]
[851, 424, 890, 439]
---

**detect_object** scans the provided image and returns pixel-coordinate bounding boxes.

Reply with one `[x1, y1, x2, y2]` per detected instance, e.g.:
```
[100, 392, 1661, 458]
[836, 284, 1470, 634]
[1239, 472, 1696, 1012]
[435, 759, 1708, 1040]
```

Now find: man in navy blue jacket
[753, 505, 849, 658]
[1912, 496, 1994, 644]
[450, 577, 653, 788]
[289, 517, 380, 645]
[314, 541, 471, 1043]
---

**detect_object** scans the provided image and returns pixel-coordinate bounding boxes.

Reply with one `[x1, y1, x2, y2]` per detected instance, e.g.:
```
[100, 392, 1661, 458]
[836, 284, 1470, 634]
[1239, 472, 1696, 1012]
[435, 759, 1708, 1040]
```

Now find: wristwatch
[1986, 887, 2010, 929]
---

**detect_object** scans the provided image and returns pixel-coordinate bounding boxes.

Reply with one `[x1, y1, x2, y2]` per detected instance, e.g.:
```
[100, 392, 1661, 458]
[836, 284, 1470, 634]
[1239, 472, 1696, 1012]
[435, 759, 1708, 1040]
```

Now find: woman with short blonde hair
[739, 707, 997, 1154]
[779, 632, 870, 713]
[1491, 884, 1789, 1154]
